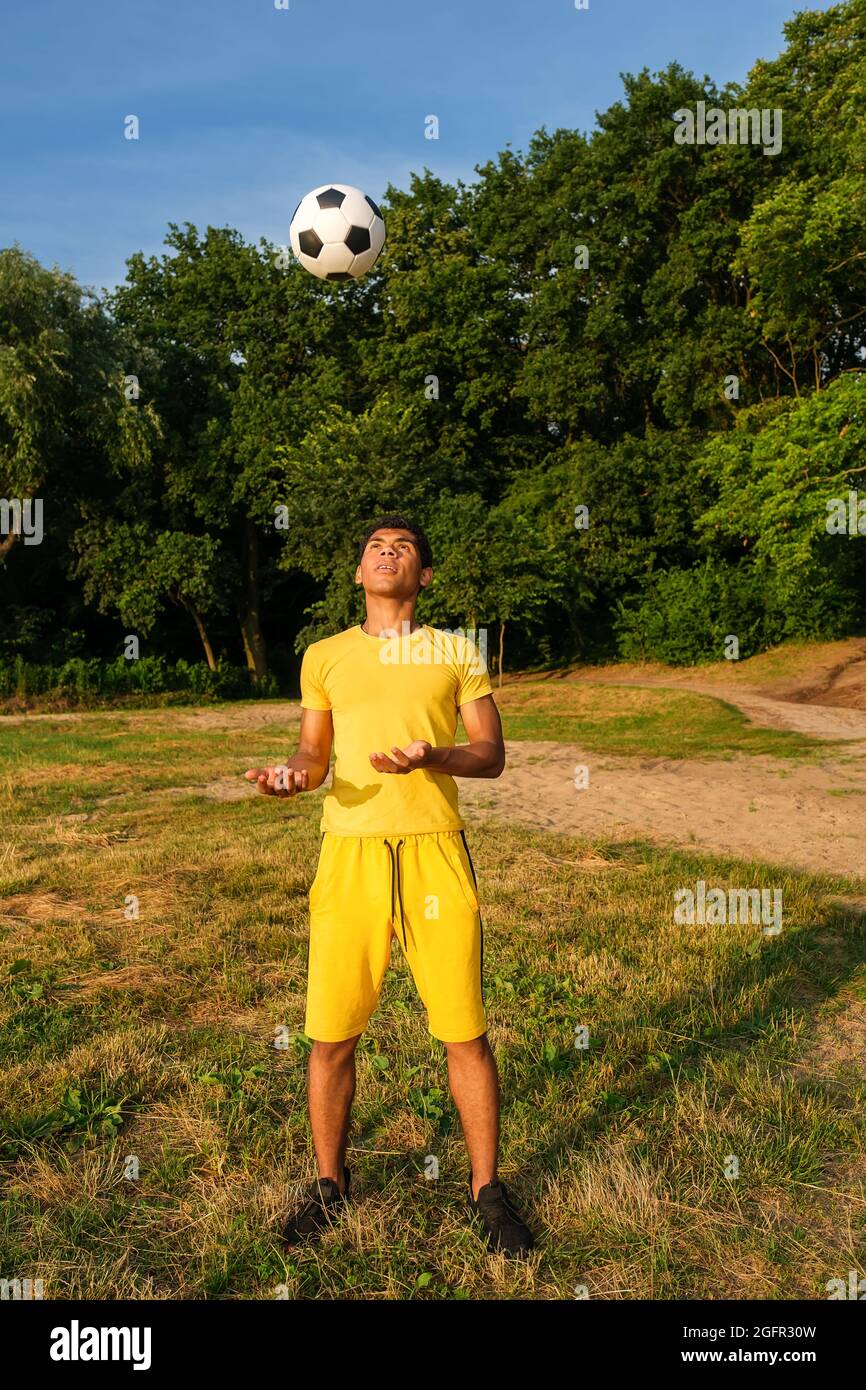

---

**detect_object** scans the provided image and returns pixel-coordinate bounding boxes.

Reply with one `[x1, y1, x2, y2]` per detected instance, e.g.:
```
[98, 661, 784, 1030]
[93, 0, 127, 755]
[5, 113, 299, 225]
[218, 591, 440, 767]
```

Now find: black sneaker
[468, 1174, 535, 1258]
[281, 1167, 351, 1247]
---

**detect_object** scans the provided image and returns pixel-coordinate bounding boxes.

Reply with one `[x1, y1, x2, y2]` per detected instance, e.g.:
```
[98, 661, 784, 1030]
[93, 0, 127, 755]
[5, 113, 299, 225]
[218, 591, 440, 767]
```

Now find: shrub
[0, 655, 278, 705]
[614, 559, 780, 665]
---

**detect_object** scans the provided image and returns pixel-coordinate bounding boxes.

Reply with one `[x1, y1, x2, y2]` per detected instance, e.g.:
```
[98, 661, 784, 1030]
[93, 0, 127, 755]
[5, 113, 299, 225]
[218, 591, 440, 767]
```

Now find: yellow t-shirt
[300, 623, 493, 835]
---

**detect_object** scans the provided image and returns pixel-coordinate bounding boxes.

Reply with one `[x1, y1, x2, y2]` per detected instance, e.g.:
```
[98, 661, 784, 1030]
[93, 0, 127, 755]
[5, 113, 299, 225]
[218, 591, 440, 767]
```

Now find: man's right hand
[244, 766, 309, 798]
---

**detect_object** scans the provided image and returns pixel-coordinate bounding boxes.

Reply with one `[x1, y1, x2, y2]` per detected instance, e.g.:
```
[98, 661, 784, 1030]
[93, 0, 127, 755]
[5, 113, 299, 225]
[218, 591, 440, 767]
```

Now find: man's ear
[354, 564, 363, 585]
[418, 567, 433, 591]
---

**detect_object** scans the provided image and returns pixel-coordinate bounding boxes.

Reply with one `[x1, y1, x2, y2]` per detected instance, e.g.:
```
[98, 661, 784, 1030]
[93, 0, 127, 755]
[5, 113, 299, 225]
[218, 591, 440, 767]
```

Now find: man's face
[355, 529, 431, 599]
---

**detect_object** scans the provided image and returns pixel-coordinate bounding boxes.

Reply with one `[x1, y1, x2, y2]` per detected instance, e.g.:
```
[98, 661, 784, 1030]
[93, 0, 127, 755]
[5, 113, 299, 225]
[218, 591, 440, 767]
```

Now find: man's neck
[361, 603, 421, 637]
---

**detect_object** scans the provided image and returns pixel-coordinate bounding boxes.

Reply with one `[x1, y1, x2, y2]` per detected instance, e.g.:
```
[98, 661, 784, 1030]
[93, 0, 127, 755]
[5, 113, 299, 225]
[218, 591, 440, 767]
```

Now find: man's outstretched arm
[245, 707, 333, 797]
[368, 693, 506, 780]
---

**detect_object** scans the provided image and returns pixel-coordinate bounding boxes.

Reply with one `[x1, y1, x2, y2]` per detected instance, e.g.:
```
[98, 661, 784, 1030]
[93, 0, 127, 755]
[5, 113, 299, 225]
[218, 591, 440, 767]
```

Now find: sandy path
[482, 658, 865, 875]
[480, 666, 865, 875]
[9, 665, 865, 879]
[459, 738, 866, 879]
[706, 691, 866, 743]
[176, 718, 866, 878]
[573, 675, 866, 745]
[0, 702, 301, 730]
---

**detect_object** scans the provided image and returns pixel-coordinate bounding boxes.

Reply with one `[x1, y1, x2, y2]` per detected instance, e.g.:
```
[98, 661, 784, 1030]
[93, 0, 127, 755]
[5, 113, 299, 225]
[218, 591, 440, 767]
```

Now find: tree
[734, 0, 866, 390]
[72, 522, 225, 669]
[109, 223, 372, 681]
[697, 374, 866, 637]
[0, 246, 156, 559]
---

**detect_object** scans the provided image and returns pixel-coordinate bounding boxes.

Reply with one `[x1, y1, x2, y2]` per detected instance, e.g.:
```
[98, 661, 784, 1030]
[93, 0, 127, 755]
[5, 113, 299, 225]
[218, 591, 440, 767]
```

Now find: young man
[245, 515, 534, 1258]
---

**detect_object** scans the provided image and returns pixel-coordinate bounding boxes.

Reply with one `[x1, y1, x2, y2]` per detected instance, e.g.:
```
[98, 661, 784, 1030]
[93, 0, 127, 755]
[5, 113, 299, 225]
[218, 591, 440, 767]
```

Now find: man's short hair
[357, 515, 433, 570]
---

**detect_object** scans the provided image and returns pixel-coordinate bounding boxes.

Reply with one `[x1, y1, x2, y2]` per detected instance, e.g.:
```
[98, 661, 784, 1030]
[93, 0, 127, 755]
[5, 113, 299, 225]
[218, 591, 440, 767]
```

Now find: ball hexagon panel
[348, 245, 379, 278]
[368, 216, 386, 257]
[314, 207, 351, 244]
[317, 240, 355, 277]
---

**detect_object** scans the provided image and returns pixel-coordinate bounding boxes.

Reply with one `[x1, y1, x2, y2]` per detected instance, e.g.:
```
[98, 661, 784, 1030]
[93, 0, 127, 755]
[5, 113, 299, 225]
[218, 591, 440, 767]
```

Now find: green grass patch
[496, 683, 823, 758]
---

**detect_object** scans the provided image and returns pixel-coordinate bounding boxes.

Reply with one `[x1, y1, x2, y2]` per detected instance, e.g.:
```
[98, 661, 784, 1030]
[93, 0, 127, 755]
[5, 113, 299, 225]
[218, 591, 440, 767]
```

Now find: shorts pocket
[309, 837, 336, 910]
[447, 835, 479, 914]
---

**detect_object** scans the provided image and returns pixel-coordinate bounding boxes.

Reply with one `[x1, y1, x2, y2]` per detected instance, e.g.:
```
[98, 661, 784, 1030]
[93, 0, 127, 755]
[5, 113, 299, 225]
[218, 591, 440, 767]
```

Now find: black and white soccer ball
[289, 184, 386, 281]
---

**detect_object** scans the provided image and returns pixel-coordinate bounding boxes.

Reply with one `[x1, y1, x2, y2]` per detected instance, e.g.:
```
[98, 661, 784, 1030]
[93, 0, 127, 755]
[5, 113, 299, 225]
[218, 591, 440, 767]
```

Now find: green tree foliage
[2, 0, 864, 681]
[737, 0, 866, 388]
[698, 375, 866, 636]
[0, 246, 159, 662]
[103, 223, 371, 680]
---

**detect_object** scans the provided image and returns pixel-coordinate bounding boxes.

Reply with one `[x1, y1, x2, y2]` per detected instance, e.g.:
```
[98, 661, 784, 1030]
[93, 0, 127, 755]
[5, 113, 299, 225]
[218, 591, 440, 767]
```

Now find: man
[245, 514, 534, 1258]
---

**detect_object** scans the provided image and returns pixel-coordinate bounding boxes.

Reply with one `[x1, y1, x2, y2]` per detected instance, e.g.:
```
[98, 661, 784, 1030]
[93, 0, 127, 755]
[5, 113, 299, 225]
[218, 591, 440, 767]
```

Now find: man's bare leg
[444, 1033, 500, 1198]
[308, 1035, 361, 1194]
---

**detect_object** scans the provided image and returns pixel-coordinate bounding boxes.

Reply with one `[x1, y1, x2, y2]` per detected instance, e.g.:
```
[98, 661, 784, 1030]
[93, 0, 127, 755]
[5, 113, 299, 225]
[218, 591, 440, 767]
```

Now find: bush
[0, 654, 280, 705]
[55, 657, 104, 694]
[614, 559, 781, 665]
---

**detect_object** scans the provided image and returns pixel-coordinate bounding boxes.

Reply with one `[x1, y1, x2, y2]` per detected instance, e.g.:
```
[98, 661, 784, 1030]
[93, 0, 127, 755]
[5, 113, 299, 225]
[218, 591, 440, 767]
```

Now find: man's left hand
[369, 740, 433, 774]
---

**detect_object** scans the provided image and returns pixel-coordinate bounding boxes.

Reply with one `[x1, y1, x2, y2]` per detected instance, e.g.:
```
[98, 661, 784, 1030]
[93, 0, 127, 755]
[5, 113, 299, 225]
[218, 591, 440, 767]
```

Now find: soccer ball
[289, 183, 386, 281]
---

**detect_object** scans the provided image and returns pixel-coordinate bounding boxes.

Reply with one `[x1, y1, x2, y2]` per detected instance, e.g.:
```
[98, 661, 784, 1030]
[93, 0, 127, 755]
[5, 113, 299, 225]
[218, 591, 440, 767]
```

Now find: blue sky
[0, 0, 831, 294]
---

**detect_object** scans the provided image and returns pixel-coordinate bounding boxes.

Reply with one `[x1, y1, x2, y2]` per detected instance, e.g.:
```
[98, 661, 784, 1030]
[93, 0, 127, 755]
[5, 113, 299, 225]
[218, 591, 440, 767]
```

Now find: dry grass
[0, 706, 864, 1299]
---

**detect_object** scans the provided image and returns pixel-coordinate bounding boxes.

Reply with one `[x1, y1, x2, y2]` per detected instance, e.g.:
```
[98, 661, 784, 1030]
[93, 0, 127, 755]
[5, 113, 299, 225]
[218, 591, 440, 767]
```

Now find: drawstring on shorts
[385, 838, 407, 950]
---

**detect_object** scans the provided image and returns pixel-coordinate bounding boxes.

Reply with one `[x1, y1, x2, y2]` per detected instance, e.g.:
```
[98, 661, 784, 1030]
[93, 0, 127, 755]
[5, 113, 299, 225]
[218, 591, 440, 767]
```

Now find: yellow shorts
[304, 829, 486, 1044]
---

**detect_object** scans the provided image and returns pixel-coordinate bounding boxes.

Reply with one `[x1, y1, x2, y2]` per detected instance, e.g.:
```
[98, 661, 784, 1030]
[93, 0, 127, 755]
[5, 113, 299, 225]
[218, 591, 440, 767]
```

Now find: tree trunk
[238, 518, 267, 683]
[185, 601, 217, 672]
[0, 530, 17, 562]
[498, 621, 505, 689]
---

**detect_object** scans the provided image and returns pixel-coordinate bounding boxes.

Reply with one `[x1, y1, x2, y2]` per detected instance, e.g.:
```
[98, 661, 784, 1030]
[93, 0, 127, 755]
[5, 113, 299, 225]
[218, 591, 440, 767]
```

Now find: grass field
[494, 683, 823, 758]
[1, 694, 864, 1299]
